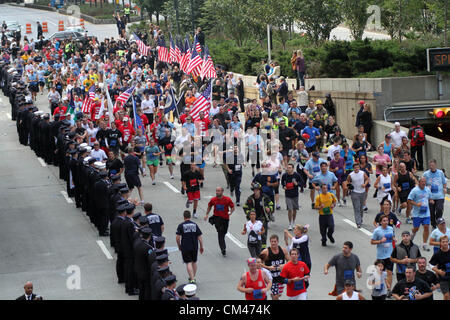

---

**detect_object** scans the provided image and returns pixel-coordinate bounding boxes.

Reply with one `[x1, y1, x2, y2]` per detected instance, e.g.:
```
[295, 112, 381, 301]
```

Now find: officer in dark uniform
[111, 203, 128, 284]
[121, 203, 138, 295]
[93, 169, 111, 236]
[107, 175, 123, 222]
[55, 125, 68, 176]
[133, 227, 154, 300]
[49, 114, 62, 166]
[161, 275, 178, 300]
[83, 157, 96, 217]
[75, 148, 88, 208]
[65, 140, 77, 197]
[68, 148, 79, 198]
[38, 114, 51, 162]
[86, 160, 101, 226]
[30, 110, 43, 155]
[152, 265, 171, 300]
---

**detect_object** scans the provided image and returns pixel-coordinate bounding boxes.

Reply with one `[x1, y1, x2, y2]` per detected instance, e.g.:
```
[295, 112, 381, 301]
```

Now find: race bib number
[401, 182, 410, 190]
[343, 270, 354, 280]
[216, 204, 225, 212]
[419, 205, 428, 214]
[189, 179, 197, 187]
[286, 182, 294, 190]
[431, 185, 439, 193]
[253, 289, 263, 299]
[235, 165, 241, 171]
[336, 168, 343, 175]
[294, 280, 304, 291]
[383, 183, 391, 189]
[322, 207, 331, 215]
[313, 167, 320, 173]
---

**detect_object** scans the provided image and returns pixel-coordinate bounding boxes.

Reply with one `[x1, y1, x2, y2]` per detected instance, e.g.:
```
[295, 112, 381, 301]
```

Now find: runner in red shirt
[179, 108, 190, 125]
[204, 187, 235, 256]
[90, 98, 102, 121]
[237, 258, 272, 300]
[182, 164, 204, 218]
[53, 103, 67, 120]
[195, 111, 211, 137]
[280, 248, 310, 300]
[118, 117, 135, 152]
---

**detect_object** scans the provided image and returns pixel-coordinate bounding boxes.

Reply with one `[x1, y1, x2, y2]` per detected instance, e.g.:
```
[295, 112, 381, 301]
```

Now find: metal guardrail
[383, 104, 450, 122]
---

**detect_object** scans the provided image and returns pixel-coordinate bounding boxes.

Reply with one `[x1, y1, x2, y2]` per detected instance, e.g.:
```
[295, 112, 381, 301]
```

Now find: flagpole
[132, 95, 138, 131]
[170, 86, 181, 120]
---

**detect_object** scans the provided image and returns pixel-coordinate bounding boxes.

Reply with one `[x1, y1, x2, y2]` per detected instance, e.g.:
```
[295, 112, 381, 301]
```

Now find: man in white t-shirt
[141, 93, 155, 124]
[390, 122, 407, 149]
[90, 142, 108, 162]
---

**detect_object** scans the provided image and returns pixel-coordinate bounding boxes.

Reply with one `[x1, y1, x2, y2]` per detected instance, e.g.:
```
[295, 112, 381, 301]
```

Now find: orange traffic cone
[80, 18, 85, 28]
[42, 22, 48, 33]
[26, 23, 32, 34]
[58, 20, 64, 31]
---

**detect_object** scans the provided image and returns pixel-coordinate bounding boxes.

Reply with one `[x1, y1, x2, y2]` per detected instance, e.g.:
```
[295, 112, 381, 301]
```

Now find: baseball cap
[394, 122, 400, 126]
[312, 151, 320, 158]
[344, 279, 355, 286]
[437, 218, 446, 225]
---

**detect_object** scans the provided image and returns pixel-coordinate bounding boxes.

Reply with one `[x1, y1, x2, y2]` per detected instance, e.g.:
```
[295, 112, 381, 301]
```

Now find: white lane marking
[60, 190, 73, 204]
[343, 219, 357, 228]
[96, 240, 114, 260]
[46, 20, 57, 26]
[37, 157, 47, 167]
[343, 218, 373, 237]
[226, 232, 247, 249]
[6, 113, 11, 119]
[163, 181, 180, 193]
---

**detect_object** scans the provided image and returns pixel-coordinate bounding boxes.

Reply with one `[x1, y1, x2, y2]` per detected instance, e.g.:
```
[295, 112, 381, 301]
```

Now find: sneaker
[152, 181, 156, 185]
[342, 198, 347, 205]
[328, 235, 335, 243]
[221, 249, 226, 257]
[139, 201, 145, 206]
[321, 241, 327, 247]
[288, 224, 293, 231]
[230, 190, 234, 197]
[193, 212, 198, 219]
[387, 290, 392, 299]
[170, 175, 174, 179]
[357, 224, 361, 229]
[311, 203, 315, 209]
[190, 279, 196, 284]
[338, 201, 343, 207]
[236, 202, 240, 206]
[422, 244, 430, 252]
[405, 217, 412, 224]
[181, 188, 185, 195]
[200, 182, 204, 188]
[397, 207, 402, 214]
[186, 200, 191, 208]
[276, 205, 281, 210]
[269, 213, 275, 222]
[363, 206, 368, 212]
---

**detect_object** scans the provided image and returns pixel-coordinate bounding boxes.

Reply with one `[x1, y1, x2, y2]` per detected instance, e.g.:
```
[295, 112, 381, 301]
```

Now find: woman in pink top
[373, 145, 391, 176]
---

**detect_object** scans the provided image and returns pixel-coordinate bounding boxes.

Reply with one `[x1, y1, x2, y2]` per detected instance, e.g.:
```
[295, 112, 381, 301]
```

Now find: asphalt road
[0, 89, 445, 300]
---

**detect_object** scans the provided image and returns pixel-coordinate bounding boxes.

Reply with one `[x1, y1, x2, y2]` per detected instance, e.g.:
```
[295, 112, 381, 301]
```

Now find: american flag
[187, 45, 203, 76]
[193, 34, 202, 54]
[81, 86, 96, 113]
[133, 33, 150, 56]
[157, 37, 170, 63]
[169, 35, 177, 63]
[200, 46, 217, 79]
[180, 36, 191, 73]
[190, 81, 212, 121]
[114, 86, 135, 109]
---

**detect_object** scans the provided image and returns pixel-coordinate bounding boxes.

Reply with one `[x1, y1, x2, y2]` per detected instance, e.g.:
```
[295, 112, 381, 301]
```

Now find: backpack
[413, 126, 426, 145]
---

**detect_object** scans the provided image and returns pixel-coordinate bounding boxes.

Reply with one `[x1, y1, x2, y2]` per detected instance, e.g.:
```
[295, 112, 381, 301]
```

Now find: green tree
[340, 0, 371, 40]
[135, 0, 167, 24]
[295, 0, 343, 43]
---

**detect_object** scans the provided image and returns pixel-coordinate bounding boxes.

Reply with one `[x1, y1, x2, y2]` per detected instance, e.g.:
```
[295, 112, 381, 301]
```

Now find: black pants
[116, 253, 125, 283]
[429, 198, 444, 228]
[215, 217, 229, 252]
[138, 278, 151, 300]
[98, 208, 109, 234]
[319, 215, 334, 242]
[124, 257, 136, 293]
[247, 241, 262, 258]
[411, 145, 424, 171]
[229, 173, 242, 203]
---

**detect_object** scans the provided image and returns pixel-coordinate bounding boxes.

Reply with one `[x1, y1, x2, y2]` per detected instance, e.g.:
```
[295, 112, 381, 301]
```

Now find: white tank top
[349, 171, 365, 193]
[379, 174, 392, 192]
[342, 291, 359, 300]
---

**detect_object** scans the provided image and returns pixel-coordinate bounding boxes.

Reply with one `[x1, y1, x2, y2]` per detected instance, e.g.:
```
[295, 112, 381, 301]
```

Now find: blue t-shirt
[430, 227, 450, 253]
[302, 126, 320, 148]
[253, 173, 278, 197]
[182, 122, 195, 137]
[311, 171, 338, 195]
[423, 169, 447, 200]
[145, 146, 160, 161]
[340, 149, 356, 171]
[372, 226, 395, 259]
[304, 158, 327, 178]
[408, 186, 432, 218]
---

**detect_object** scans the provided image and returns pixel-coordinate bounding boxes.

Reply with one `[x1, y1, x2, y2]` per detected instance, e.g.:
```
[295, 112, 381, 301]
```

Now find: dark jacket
[133, 239, 153, 280]
[120, 217, 135, 258]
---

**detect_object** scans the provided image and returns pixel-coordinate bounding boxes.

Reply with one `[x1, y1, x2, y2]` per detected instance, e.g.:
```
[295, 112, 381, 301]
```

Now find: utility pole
[174, 0, 181, 36]
[445, 0, 449, 47]
[190, 0, 195, 34]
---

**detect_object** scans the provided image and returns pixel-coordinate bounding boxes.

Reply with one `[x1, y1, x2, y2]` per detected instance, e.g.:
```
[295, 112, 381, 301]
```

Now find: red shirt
[179, 113, 188, 125]
[245, 270, 267, 300]
[53, 106, 67, 120]
[208, 196, 234, 220]
[119, 124, 135, 143]
[280, 260, 310, 297]
[195, 117, 210, 136]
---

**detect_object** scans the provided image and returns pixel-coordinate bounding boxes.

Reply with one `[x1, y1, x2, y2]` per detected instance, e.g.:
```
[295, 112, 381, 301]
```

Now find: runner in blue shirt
[408, 177, 433, 252]
[311, 162, 338, 196]
[301, 119, 321, 153]
[371, 215, 395, 297]
[423, 159, 447, 229]
[304, 152, 327, 209]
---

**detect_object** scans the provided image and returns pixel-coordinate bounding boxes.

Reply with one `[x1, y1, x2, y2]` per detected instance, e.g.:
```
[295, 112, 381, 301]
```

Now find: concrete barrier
[372, 120, 450, 175]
